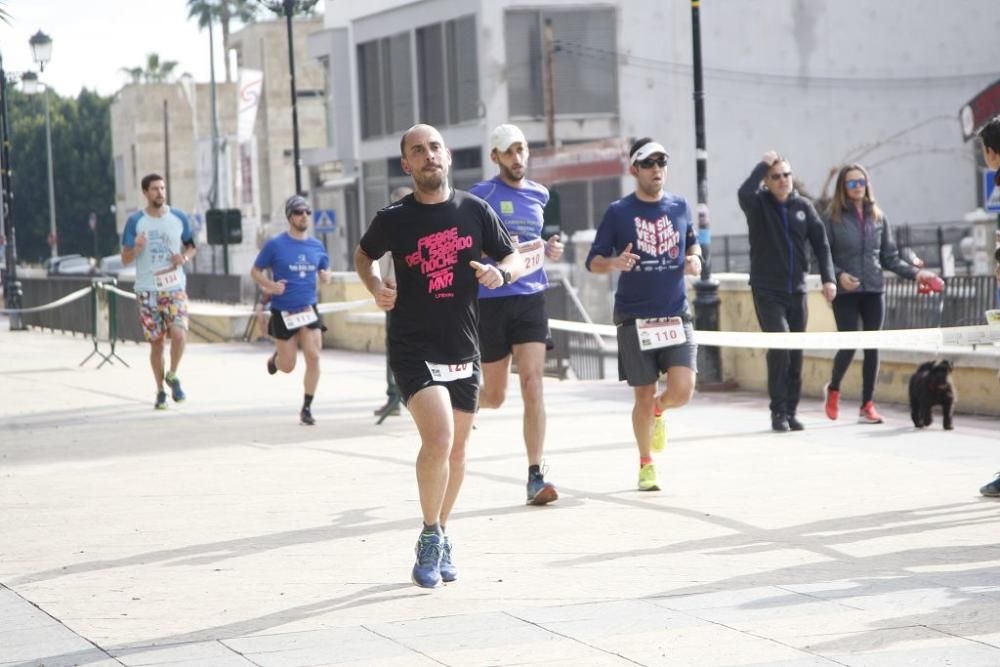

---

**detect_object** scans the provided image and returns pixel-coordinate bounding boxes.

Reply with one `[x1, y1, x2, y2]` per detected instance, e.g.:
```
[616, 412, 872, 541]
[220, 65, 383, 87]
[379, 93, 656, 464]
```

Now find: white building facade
[306, 0, 1000, 270]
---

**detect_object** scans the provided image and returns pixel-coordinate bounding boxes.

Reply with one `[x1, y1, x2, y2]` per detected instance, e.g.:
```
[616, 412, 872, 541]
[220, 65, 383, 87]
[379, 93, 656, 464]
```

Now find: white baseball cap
[490, 124, 527, 152]
[630, 140, 669, 164]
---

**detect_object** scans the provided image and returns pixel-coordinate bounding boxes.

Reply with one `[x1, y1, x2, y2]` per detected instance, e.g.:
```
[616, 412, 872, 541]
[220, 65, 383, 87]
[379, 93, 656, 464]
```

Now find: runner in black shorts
[587, 137, 702, 493]
[355, 124, 524, 589]
[470, 123, 564, 505]
[251, 195, 332, 425]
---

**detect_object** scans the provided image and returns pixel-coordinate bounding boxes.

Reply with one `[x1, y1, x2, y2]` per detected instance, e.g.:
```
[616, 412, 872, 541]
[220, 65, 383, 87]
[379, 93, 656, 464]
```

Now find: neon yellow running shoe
[638, 463, 660, 492]
[651, 414, 667, 453]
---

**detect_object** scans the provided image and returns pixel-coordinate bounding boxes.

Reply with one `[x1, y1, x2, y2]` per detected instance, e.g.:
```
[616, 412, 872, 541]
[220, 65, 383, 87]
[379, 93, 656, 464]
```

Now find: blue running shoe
[411, 531, 443, 588]
[165, 372, 186, 403]
[154, 390, 168, 410]
[439, 535, 457, 583]
[526, 472, 558, 506]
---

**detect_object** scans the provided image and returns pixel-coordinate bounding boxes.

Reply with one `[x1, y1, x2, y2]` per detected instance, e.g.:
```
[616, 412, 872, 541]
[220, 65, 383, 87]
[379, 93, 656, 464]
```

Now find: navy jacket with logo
[738, 161, 835, 294]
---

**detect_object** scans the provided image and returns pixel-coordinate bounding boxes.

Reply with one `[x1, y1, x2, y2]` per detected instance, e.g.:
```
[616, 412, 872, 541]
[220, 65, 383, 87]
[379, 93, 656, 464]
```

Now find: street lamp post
[261, 0, 319, 196]
[28, 31, 57, 259]
[0, 51, 26, 330]
[689, 0, 723, 384]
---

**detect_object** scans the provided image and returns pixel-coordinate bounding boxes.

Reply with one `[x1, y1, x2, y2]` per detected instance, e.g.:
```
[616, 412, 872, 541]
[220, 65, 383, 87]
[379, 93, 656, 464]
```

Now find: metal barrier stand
[80, 279, 128, 368]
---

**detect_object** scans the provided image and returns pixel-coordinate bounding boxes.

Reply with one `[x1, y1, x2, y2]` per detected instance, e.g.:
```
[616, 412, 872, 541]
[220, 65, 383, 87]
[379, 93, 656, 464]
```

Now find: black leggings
[829, 292, 885, 403]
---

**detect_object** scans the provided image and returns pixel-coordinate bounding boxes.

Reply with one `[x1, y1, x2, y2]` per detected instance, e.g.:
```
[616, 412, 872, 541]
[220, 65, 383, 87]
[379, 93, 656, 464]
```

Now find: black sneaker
[154, 391, 168, 410]
[786, 414, 805, 431]
[980, 475, 1000, 497]
[771, 412, 790, 432]
[267, 353, 277, 375]
[300, 406, 315, 425]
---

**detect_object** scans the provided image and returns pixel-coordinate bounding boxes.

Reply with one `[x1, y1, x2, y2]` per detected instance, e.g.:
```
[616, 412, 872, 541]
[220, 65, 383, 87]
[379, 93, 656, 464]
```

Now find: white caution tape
[0, 286, 92, 314]
[93, 282, 375, 317]
[98, 284, 137, 300]
[547, 318, 1000, 350]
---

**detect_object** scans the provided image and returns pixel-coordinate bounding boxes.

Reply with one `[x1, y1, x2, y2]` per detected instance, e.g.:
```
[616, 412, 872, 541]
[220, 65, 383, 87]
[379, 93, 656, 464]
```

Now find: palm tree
[119, 66, 144, 85]
[118, 54, 178, 85]
[143, 53, 178, 82]
[187, 0, 259, 83]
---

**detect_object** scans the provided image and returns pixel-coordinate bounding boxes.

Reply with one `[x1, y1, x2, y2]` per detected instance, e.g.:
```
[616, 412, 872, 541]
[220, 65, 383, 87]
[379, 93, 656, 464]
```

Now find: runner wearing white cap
[586, 137, 702, 492]
[470, 123, 564, 506]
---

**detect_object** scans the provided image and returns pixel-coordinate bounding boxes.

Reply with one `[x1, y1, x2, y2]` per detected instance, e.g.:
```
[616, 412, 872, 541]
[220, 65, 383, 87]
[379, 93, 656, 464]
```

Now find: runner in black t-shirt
[356, 124, 524, 589]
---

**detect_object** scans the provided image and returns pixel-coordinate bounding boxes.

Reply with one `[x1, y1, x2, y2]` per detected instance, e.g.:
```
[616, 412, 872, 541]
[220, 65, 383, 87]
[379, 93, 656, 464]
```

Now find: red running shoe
[858, 401, 884, 424]
[824, 383, 840, 420]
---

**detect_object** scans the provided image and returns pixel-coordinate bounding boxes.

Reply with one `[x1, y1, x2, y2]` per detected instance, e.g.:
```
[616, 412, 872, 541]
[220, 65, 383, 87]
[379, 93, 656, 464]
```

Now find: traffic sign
[313, 209, 337, 233]
[985, 170, 1000, 213]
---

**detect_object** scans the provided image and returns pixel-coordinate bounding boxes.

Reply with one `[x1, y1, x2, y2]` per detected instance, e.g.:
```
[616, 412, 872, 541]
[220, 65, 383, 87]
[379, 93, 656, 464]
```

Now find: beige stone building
[111, 81, 237, 231]
[109, 15, 327, 276]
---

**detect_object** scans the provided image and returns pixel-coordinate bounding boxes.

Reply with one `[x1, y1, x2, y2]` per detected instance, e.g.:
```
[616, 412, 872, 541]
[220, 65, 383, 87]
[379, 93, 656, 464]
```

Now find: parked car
[45, 254, 96, 275]
[98, 254, 135, 281]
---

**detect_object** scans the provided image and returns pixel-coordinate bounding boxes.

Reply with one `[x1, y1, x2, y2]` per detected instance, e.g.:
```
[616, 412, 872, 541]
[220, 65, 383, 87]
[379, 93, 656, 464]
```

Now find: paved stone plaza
[2, 322, 1000, 666]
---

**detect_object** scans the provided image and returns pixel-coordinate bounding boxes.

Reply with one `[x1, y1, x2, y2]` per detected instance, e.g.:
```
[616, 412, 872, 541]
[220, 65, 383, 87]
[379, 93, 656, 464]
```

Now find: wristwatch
[498, 268, 512, 286]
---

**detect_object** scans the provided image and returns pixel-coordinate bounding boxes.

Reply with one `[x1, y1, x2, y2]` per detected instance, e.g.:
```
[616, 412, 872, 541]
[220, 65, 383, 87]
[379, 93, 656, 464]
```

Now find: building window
[446, 15, 479, 124]
[551, 177, 621, 237]
[416, 15, 479, 128]
[506, 8, 618, 118]
[416, 24, 446, 126]
[357, 32, 414, 139]
[357, 41, 383, 139]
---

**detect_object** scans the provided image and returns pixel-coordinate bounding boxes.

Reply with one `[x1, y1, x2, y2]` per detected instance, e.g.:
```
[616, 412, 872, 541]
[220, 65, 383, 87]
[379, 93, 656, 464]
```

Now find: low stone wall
[319, 273, 384, 352]
[706, 273, 1000, 417]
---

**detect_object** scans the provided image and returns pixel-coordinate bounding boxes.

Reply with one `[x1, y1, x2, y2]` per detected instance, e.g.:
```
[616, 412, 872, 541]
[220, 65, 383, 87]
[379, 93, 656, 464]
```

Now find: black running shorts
[478, 292, 549, 363]
[391, 357, 481, 413]
[268, 305, 326, 341]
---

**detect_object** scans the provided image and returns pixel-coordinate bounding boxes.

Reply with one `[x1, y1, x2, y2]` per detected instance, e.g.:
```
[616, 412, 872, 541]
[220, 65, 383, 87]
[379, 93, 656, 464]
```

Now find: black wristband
[499, 269, 512, 286]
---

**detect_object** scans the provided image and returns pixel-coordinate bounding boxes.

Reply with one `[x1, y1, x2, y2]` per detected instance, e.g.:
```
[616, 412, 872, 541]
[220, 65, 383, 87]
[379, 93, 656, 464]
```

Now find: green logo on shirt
[500, 201, 514, 215]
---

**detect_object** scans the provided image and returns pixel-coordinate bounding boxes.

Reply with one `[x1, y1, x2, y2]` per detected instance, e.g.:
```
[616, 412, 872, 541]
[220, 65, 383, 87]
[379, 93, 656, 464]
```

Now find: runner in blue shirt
[586, 138, 702, 493]
[121, 173, 197, 410]
[251, 195, 332, 425]
[469, 124, 564, 506]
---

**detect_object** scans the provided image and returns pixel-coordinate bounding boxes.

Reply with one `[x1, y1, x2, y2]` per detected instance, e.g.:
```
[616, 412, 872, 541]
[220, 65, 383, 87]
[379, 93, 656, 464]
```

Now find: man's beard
[413, 166, 447, 192]
[500, 163, 524, 183]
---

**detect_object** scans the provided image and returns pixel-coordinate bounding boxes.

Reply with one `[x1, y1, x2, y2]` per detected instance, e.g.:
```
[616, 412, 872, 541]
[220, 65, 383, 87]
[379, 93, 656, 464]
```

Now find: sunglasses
[846, 178, 867, 189]
[768, 171, 792, 181]
[636, 157, 668, 169]
[291, 208, 312, 216]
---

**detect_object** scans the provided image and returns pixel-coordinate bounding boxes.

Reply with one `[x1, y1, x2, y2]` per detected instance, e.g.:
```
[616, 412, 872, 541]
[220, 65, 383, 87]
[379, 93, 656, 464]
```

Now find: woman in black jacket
[821, 164, 936, 424]
[739, 151, 837, 432]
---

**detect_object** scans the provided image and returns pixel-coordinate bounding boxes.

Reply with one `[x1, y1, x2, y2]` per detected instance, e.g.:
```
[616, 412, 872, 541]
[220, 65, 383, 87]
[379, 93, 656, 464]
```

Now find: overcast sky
[0, 0, 322, 97]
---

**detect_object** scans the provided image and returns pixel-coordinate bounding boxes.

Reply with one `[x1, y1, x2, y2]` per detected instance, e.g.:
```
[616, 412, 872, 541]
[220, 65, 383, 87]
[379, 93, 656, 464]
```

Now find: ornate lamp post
[28, 31, 57, 259]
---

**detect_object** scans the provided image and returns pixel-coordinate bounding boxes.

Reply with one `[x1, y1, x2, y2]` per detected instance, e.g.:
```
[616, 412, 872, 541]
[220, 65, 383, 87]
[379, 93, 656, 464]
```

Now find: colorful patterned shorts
[137, 290, 189, 341]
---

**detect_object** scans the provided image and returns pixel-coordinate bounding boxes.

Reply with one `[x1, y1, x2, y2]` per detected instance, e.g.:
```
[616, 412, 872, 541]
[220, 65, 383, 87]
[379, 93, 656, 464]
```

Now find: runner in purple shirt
[469, 124, 564, 506]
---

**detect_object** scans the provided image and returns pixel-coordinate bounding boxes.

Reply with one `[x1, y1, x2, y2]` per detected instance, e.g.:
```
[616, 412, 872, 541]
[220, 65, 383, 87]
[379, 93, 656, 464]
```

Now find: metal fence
[711, 221, 982, 276]
[19, 273, 247, 342]
[883, 275, 996, 329]
[543, 279, 610, 381]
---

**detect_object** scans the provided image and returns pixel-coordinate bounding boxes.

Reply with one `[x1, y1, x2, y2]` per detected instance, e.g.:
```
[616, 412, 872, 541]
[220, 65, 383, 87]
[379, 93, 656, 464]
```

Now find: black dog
[908, 360, 955, 430]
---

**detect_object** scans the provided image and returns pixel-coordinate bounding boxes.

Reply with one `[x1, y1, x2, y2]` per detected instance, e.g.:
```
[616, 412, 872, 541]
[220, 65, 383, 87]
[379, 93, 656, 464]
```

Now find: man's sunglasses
[768, 171, 792, 181]
[292, 208, 312, 216]
[846, 178, 867, 189]
[636, 157, 668, 169]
